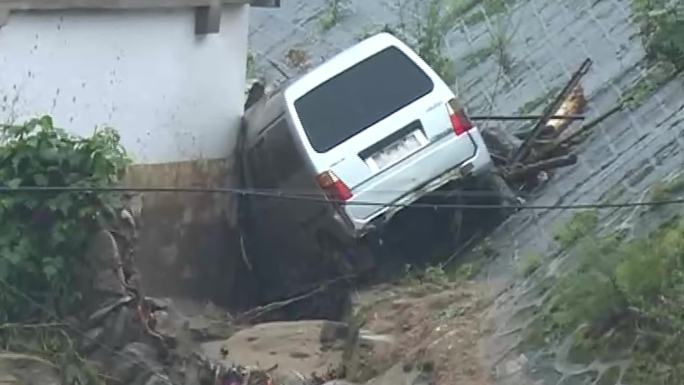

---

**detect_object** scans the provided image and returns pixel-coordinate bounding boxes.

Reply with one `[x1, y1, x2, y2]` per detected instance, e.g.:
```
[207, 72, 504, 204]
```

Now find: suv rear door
[289, 39, 476, 210]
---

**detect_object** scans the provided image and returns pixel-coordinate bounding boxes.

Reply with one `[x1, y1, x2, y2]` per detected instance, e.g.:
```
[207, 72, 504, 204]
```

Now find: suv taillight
[447, 98, 473, 136]
[317, 171, 352, 202]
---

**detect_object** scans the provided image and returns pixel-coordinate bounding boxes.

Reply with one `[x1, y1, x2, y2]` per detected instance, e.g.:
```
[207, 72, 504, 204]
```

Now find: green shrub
[622, 61, 678, 109]
[546, 236, 627, 337]
[0, 325, 104, 384]
[651, 173, 684, 202]
[554, 210, 600, 249]
[631, 0, 684, 71]
[402, 263, 450, 285]
[0, 116, 130, 322]
[615, 239, 667, 301]
[408, 0, 464, 85]
[424, 264, 450, 285]
[359, 0, 519, 85]
[517, 252, 542, 277]
[368, 0, 474, 85]
[320, 0, 350, 32]
[487, 14, 516, 75]
[537, 219, 684, 383]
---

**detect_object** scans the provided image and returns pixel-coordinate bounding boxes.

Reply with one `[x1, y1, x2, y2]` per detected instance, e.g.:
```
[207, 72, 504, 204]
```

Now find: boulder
[201, 321, 348, 379]
[77, 230, 127, 312]
[0, 353, 62, 385]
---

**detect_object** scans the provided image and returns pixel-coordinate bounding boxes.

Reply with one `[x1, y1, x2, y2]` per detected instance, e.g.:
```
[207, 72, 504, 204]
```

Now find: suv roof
[283, 33, 405, 106]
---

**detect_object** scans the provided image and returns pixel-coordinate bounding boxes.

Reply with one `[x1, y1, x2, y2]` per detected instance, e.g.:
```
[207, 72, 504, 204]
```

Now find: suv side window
[266, 117, 304, 185]
[247, 137, 272, 188]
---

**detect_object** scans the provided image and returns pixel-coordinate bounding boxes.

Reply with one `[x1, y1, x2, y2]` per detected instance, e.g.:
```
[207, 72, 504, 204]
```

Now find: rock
[110, 343, 164, 385]
[0, 353, 62, 385]
[77, 230, 127, 312]
[147, 298, 236, 346]
[188, 319, 236, 342]
[365, 363, 431, 385]
[79, 326, 105, 354]
[481, 125, 522, 160]
[100, 307, 144, 351]
[142, 375, 172, 385]
[502, 354, 528, 377]
[201, 321, 348, 379]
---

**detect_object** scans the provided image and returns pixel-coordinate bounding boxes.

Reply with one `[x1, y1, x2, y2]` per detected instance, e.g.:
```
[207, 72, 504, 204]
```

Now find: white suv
[281, 33, 493, 236]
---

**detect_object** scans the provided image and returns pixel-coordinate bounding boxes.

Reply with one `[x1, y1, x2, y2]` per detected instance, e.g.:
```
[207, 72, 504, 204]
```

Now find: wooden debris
[546, 85, 587, 134]
[510, 58, 592, 164]
[478, 58, 625, 193]
[502, 154, 578, 182]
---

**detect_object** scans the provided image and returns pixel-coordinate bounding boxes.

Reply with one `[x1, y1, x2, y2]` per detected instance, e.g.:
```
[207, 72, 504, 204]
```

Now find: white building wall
[0, 5, 249, 164]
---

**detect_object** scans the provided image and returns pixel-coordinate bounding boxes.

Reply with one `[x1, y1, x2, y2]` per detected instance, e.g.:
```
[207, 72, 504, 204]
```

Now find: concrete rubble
[0, 353, 62, 385]
[0, 194, 442, 385]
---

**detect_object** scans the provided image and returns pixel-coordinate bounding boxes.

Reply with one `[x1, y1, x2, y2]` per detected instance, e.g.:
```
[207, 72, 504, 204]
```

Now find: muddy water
[249, 0, 684, 383]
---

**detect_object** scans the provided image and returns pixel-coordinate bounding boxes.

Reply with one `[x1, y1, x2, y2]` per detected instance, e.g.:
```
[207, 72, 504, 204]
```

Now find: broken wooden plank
[557, 103, 625, 146]
[545, 85, 587, 133]
[503, 154, 578, 181]
[510, 59, 592, 164]
[470, 114, 585, 121]
[537, 103, 625, 160]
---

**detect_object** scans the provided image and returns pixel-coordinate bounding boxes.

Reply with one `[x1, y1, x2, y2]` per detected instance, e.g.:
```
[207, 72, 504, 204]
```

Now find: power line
[0, 185, 506, 197]
[0, 278, 177, 385]
[0, 185, 682, 210]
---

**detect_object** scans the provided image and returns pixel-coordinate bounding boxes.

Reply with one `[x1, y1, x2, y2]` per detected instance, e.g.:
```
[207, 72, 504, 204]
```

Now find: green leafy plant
[517, 252, 542, 278]
[554, 210, 600, 249]
[448, 239, 499, 280]
[0, 116, 130, 322]
[487, 13, 516, 75]
[531, 219, 684, 383]
[651, 172, 684, 203]
[386, 0, 474, 85]
[424, 264, 450, 285]
[0, 324, 104, 384]
[360, 0, 517, 86]
[622, 61, 678, 109]
[631, 0, 684, 71]
[402, 263, 450, 285]
[547, 237, 627, 337]
[320, 0, 350, 32]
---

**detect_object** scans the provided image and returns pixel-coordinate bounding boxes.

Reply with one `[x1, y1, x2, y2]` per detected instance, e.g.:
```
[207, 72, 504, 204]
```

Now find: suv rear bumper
[340, 128, 493, 238]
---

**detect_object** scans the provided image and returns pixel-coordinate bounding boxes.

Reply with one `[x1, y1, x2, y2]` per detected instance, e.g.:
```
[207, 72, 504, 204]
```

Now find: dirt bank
[348, 280, 493, 385]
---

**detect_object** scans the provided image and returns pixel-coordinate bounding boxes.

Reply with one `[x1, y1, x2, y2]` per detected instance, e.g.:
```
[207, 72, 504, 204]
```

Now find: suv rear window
[294, 46, 434, 153]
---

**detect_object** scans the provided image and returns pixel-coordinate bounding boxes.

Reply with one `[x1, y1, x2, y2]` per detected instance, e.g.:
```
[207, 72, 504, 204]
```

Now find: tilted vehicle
[237, 33, 495, 307]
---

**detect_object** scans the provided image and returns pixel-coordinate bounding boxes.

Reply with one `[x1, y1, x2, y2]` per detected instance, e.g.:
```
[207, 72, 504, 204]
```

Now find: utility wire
[0, 185, 507, 197]
[0, 185, 682, 210]
[0, 278, 177, 385]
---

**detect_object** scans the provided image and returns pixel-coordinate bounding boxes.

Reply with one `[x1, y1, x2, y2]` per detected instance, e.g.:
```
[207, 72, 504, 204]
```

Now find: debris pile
[69, 197, 352, 385]
[480, 58, 623, 193]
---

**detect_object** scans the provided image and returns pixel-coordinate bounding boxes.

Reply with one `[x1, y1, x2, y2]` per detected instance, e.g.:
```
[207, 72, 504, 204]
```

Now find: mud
[352, 281, 492, 385]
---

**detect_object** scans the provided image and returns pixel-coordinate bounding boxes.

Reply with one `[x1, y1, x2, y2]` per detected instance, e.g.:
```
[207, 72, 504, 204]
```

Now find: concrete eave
[0, 0, 279, 9]
[0, 0, 280, 33]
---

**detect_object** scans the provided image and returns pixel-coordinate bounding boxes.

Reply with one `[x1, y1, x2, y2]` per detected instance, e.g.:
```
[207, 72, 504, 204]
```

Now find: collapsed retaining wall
[124, 159, 251, 309]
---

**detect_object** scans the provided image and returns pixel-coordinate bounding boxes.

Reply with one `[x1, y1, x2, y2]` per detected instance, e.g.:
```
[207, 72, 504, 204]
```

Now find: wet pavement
[249, 0, 684, 384]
